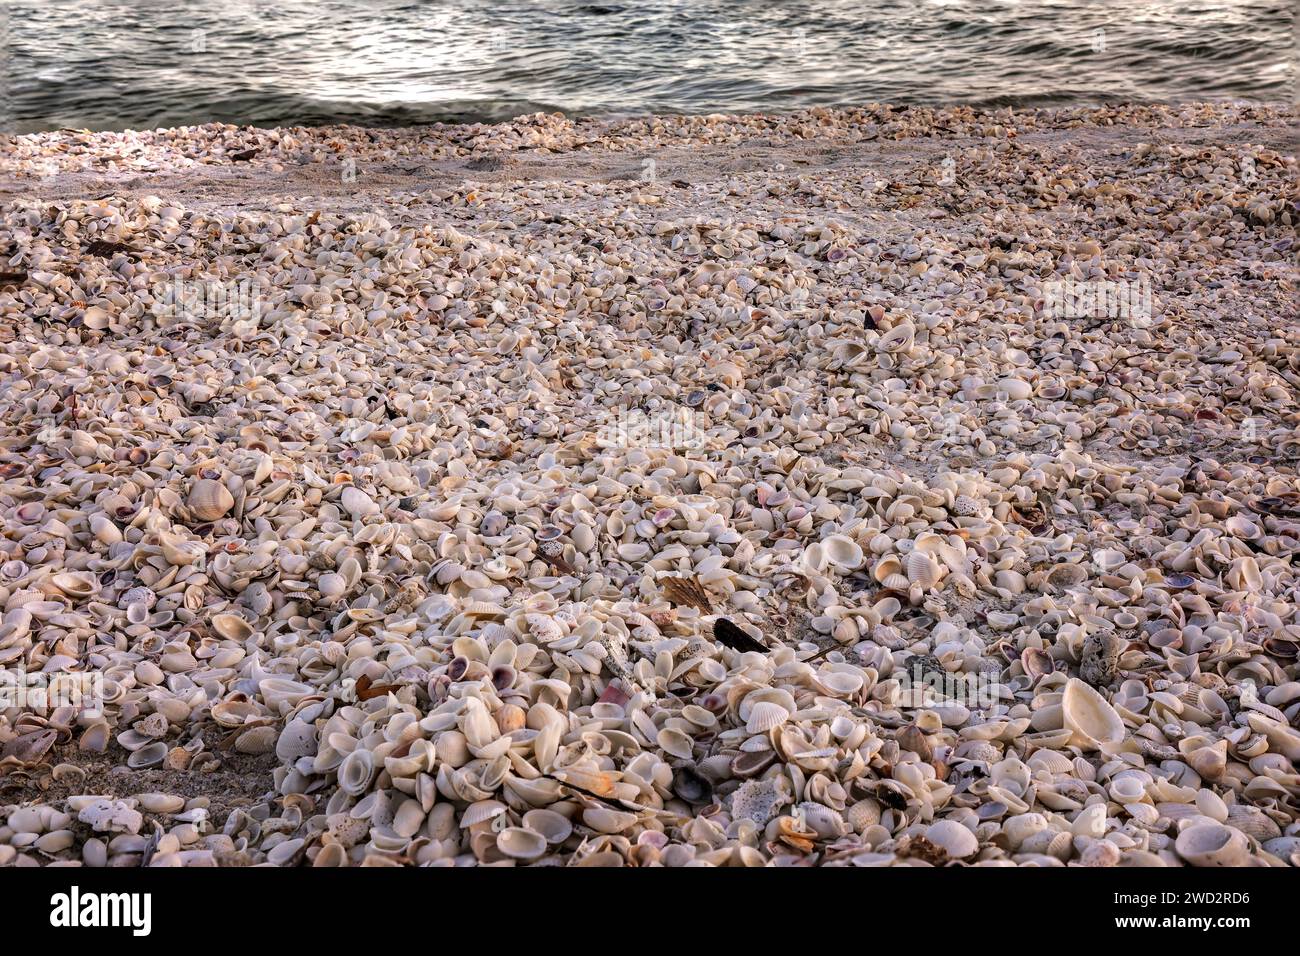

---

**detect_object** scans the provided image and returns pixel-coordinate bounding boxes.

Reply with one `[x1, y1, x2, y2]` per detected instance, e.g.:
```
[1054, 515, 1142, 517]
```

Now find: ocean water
[2, 0, 1295, 133]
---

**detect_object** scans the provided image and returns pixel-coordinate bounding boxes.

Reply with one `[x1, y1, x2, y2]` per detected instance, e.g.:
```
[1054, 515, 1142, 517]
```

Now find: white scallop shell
[906, 551, 942, 589]
[461, 800, 508, 828]
[745, 700, 792, 733]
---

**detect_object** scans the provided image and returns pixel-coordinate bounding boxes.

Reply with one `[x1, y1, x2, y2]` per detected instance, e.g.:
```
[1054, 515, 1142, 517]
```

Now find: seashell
[745, 700, 792, 733]
[524, 614, 565, 644]
[3, 729, 58, 765]
[1061, 678, 1125, 751]
[582, 807, 638, 834]
[52, 763, 87, 786]
[341, 485, 380, 518]
[1020, 828, 1072, 860]
[211, 697, 261, 728]
[523, 808, 573, 845]
[15, 501, 46, 524]
[392, 800, 427, 838]
[925, 819, 979, 859]
[872, 554, 904, 584]
[135, 793, 185, 814]
[815, 666, 865, 696]
[461, 800, 509, 828]
[338, 749, 375, 796]
[897, 724, 933, 761]
[211, 613, 254, 641]
[1045, 563, 1088, 589]
[1184, 739, 1228, 781]
[1108, 775, 1147, 804]
[657, 727, 695, 760]
[267, 838, 305, 866]
[4, 110, 1295, 870]
[1078, 841, 1121, 867]
[905, 551, 942, 589]
[731, 749, 776, 778]
[1262, 836, 1300, 861]
[259, 678, 315, 711]
[235, 725, 277, 754]
[822, 534, 864, 571]
[497, 827, 548, 861]
[187, 478, 234, 521]
[495, 702, 526, 734]
[126, 741, 168, 769]
[998, 377, 1032, 401]
[48, 572, 98, 599]
[1174, 823, 1249, 867]
[1020, 647, 1054, 682]
[796, 802, 847, 839]
[1244, 714, 1300, 760]
[875, 322, 915, 353]
[317, 573, 347, 602]
[1224, 805, 1280, 841]
[845, 799, 882, 833]
[276, 720, 317, 762]
[672, 765, 713, 803]
[1001, 813, 1047, 849]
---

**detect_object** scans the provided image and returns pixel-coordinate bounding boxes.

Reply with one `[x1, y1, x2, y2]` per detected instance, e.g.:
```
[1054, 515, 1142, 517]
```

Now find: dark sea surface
[2, 0, 1295, 133]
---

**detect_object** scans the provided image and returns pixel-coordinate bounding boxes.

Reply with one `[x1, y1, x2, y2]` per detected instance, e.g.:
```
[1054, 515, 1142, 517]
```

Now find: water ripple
[3, 0, 1294, 132]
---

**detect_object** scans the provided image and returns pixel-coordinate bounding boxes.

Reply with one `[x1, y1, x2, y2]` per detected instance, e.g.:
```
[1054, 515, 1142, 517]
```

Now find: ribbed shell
[745, 701, 792, 733]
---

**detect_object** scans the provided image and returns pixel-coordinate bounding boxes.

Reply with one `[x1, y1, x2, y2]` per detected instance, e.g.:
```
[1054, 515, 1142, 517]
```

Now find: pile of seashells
[0, 102, 1297, 866]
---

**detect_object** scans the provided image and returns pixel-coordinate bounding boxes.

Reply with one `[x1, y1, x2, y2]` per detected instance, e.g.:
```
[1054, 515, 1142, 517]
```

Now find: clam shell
[235, 725, 277, 754]
[745, 700, 792, 733]
[126, 741, 168, 769]
[497, 826, 548, 861]
[1224, 804, 1280, 840]
[925, 819, 978, 859]
[276, 720, 317, 762]
[211, 613, 254, 641]
[905, 551, 942, 589]
[187, 478, 234, 521]
[582, 807, 638, 834]
[656, 727, 695, 760]
[48, 572, 98, 599]
[340, 485, 379, 518]
[523, 808, 573, 845]
[822, 534, 864, 571]
[876, 322, 915, 353]
[1174, 823, 1249, 867]
[1061, 678, 1125, 751]
[461, 800, 509, 827]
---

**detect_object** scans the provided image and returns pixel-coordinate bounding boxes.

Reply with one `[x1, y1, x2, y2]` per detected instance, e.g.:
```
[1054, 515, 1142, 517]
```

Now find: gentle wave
[3, 0, 1294, 132]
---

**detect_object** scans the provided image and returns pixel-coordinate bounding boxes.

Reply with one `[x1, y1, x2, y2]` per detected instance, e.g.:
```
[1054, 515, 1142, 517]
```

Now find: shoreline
[0, 102, 1298, 867]
[3, 101, 1296, 206]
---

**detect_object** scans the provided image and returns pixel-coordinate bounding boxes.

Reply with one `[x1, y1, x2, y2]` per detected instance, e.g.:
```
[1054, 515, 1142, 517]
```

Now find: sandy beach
[1, 101, 1298, 867]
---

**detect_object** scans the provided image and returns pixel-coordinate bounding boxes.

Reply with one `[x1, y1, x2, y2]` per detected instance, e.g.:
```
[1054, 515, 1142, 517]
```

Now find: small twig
[541, 773, 687, 822]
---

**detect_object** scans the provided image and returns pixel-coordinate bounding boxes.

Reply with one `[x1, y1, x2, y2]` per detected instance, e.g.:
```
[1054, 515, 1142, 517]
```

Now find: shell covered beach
[0, 102, 1298, 867]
